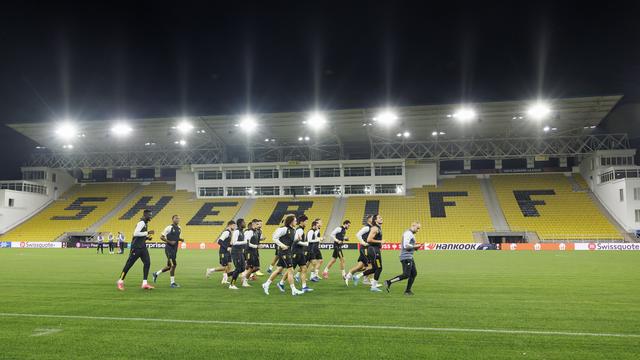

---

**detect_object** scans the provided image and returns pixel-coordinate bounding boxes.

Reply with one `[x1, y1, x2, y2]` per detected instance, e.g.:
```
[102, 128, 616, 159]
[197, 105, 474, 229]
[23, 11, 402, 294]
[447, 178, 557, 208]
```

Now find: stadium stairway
[233, 197, 256, 221]
[325, 197, 347, 239]
[87, 183, 144, 232]
[479, 177, 510, 231]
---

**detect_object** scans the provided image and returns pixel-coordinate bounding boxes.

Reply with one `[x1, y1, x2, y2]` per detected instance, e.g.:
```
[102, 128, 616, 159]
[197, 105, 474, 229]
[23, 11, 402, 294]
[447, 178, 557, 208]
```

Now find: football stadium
[1, 3, 640, 360]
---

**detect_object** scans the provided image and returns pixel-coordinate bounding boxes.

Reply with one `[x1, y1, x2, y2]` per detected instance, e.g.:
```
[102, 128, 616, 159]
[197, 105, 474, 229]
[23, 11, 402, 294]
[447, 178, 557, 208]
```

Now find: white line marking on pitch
[31, 328, 63, 337]
[2, 312, 638, 339]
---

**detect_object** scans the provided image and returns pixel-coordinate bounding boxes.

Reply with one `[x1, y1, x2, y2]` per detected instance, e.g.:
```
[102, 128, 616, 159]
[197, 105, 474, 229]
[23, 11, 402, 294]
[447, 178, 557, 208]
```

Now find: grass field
[0, 249, 639, 359]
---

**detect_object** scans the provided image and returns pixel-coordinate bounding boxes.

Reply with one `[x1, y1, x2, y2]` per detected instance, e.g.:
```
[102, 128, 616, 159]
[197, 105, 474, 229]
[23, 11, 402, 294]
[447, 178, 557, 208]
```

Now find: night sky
[1, 1, 639, 179]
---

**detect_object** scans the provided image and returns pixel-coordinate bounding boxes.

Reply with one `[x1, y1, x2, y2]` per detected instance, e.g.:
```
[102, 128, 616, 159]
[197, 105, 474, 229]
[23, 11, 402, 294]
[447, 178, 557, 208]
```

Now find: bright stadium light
[174, 139, 187, 146]
[527, 102, 551, 120]
[373, 109, 398, 126]
[452, 107, 477, 122]
[176, 119, 194, 134]
[55, 121, 78, 140]
[111, 122, 133, 137]
[239, 115, 258, 133]
[543, 125, 550, 132]
[306, 112, 328, 130]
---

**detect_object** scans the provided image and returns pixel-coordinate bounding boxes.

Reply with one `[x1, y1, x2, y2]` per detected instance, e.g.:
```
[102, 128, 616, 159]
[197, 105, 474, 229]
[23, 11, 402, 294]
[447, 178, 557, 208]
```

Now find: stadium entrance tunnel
[483, 232, 529, 244]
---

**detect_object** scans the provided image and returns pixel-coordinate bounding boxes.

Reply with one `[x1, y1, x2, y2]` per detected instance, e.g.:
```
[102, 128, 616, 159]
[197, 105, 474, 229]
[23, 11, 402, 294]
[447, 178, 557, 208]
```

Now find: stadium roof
[8, 96, 622, 153]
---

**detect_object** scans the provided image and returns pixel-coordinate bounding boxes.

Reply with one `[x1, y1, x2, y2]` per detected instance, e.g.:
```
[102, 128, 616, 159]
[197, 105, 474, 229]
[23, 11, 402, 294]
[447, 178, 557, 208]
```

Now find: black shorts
[332, 243, 343, 259]
[277, 250, 293, 269]
[231, 249, 246, 271]
[246, 248, 260, 268]
[292, 252, 307, 268]
[165, 247, 177, 266]
[307, 243, 322, 261]
[357, 246, 369, 265]
[219, 250, 231, 266]
[367, 246, 382, 267]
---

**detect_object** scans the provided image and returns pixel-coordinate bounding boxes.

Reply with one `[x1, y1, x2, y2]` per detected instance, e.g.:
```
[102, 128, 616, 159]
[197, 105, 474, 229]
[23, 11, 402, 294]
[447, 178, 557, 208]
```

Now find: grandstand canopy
[9, 96, 622, 154]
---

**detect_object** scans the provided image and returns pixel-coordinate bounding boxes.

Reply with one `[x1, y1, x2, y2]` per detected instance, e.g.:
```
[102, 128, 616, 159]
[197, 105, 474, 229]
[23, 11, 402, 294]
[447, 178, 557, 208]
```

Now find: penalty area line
[0, 312, 638, 339]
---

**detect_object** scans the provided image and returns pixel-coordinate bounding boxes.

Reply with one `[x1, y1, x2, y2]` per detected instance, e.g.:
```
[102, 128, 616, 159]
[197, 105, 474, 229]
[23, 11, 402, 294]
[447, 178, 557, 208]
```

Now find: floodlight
[174, 139, 187, 146]
[452, 107, 477, 122]
[373, 109, 398, 126]
[176, 119, 194, 133]
[403, 131, 410, 138]
[432, 131, 438, 136]
[111, 122, 133, 137]
[55, 121, 78, 140]
[543, 125, 550, 132]
[239, 115, 258, 133]
[306, 112, 327, 130]
[527, 102, 551, 120]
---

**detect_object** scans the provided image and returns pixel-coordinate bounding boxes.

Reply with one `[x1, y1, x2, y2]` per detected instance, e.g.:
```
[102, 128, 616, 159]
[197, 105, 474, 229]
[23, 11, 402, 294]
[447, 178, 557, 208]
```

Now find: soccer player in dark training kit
[345, 215, 373, 286]
[323, 220, 351, 279]
[116, 209, 155, 291]
[107, 232, 115, 254]
[262, 214, 304, 296]
[245, 219, 265, 280]
[306, 219, 323, 282]
[384, 222, 422, 295]
[206, 220, 236, 284]
[96, 232, 104, 254]
[361, 214, 384, 292]
[291, 215, 313, 293]
[228, 218, 249, 290]
[152, 215, 184, 288]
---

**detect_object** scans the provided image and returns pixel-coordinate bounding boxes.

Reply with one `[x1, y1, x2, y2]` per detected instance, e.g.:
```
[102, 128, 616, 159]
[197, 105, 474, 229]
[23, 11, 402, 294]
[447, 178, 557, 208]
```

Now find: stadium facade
[1, 96, 639, 244]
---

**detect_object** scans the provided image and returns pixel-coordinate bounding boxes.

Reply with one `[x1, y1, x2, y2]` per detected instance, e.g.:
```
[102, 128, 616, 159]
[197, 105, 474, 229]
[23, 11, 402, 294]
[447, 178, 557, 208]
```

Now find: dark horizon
[1, 1, 639, 178]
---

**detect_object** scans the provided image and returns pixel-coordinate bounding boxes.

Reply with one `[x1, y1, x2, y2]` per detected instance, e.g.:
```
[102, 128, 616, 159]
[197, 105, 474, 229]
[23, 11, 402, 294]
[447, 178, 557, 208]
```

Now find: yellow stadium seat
[343, 177, 494, 243]
[99, 183, 244, 243]
[491, 174, 621, 240]
[1, 183, 137, 241]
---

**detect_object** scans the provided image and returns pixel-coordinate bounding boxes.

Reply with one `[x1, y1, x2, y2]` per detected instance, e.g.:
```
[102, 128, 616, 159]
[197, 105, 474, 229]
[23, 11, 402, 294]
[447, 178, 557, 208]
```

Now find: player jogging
[152, 215, 184, 288]
[292, 215, 313, 292]
[205, 220, 236, 284]
[306, 218, 323, 282]
[359, 214, 384, 292]
[345, 215, 373, 286]
[245, 219, 265, 280]
[384, 222, 422, 295]
[262, 214, 304, 296]
[322, 220, 351, 279]
[116, 209, 155, 290]
[228, 218, 249, 290]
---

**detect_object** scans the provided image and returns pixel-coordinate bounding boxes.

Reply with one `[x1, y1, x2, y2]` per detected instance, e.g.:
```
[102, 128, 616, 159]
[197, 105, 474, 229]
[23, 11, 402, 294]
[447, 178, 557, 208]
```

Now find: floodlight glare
[432, 131, 438, 136]
[55, 121, 78, 140]
[111, 122, 133, 137]
[306, 112, 327, 130]
[176, 120, 194, 134]
[452, 107, 477, 122]
[373, 109, 398, 126]
[239, 115, 258, 133]
[403, 131, 410, 138]
[174, 139, 187, 146]
[543, 125, 550, 132]
[527, 102, 551, 120]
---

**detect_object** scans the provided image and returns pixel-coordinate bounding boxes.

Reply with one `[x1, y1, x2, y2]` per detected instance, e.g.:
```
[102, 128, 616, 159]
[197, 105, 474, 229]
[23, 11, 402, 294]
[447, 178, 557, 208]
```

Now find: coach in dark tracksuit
[116, 209, 155, 291]
[384, 222, 422, 295]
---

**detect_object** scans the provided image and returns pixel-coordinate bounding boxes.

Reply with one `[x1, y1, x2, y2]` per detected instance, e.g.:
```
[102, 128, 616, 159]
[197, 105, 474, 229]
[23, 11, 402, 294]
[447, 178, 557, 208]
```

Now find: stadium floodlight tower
[373, 108, 399, 127]
[110, 122, 133, 137]
[526, 101, 552, 121]
[54, 120, 78, 140]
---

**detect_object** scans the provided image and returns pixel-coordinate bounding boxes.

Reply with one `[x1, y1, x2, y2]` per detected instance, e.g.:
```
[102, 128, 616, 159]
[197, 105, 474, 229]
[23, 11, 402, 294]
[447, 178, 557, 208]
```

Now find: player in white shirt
[262, 214, 304, 296]
[306, 218, 323, 282]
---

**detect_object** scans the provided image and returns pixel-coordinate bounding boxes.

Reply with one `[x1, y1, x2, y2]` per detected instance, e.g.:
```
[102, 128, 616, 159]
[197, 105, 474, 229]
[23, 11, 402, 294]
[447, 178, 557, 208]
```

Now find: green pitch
[0, 249, 639, 359]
